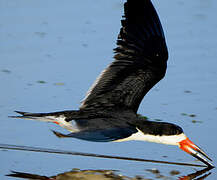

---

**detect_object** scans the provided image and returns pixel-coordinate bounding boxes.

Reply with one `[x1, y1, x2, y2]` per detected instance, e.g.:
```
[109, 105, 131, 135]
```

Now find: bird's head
[136, 121, 213, 167]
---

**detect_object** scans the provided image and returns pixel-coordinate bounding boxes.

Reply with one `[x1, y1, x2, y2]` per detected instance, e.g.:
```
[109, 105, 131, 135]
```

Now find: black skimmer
[11, 0, 213, 167]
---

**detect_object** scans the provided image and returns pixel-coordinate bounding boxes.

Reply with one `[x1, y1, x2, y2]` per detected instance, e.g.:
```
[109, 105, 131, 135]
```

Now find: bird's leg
[51, 130, 71, 138]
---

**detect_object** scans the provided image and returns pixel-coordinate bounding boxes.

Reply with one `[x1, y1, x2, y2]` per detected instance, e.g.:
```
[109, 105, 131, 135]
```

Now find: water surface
[1, 0, 217, 179]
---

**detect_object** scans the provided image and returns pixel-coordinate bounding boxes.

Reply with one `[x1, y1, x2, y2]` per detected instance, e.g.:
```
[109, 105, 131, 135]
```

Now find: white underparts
[114, 129, 187, 146]
[53, 116, 79, 132]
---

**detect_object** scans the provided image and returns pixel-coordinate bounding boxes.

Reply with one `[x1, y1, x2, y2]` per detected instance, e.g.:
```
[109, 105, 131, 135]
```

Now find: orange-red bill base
[179, 138, 214, 167]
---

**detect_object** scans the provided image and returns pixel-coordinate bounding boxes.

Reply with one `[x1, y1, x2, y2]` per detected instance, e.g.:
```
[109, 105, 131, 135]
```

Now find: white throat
[114, 129, 187, 146]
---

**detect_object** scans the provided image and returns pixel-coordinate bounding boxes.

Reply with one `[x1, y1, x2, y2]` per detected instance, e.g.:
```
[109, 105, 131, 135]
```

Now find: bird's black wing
[80, 0, 168, 113]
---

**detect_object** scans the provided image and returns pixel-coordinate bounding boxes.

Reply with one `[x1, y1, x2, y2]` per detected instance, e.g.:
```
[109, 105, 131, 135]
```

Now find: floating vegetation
[145, 168, 168, 179]
[192, 120, 203, 124]
[184, 90, 192, 93]
[36, 80, 47, 84]
[53, 82, 65, 86]
[170, 170, 180, 175]
[162, 155, 168, 158]
[181, 113, 202, 124]
[1, 69, 11, 74]
[181, 113, 196, 117]
[189, 114, 196, 117]
[146, 168, 160, 174]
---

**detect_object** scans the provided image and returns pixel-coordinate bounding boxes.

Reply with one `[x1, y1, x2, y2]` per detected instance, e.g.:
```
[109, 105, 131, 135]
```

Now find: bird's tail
[9, 111, 58, 122]
[9, 111, 80, 132]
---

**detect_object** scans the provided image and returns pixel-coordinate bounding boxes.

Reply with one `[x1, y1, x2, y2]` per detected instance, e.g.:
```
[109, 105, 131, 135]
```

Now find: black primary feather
[80, 0, 168, 113]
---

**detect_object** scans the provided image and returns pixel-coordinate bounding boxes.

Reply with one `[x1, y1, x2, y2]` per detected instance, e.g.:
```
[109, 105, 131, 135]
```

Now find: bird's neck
[122, 128, 186, 145]
[115, 120, 186, 145]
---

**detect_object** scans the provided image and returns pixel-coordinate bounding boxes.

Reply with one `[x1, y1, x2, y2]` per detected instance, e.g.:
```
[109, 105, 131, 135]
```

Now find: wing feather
[80, 0, 168, 112]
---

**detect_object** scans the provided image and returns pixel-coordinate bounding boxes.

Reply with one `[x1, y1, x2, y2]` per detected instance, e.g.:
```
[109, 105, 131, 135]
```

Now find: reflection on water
[0, 143, 206, 167]
[178, 167, 212, 180]
[0, 143, 214, 180]
[8, 169, 139, 180]
[7, 167, 213, 180]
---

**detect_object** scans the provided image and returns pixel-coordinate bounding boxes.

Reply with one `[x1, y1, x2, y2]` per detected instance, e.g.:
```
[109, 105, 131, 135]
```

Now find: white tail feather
[11, 113, 79, 133]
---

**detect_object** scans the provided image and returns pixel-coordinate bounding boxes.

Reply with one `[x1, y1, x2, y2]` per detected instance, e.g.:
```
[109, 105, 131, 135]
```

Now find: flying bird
[11, 0, 213, 167]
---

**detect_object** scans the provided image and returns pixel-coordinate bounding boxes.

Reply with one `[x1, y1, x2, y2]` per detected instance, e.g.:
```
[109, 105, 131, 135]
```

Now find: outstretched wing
[80, 0, 168, 113]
